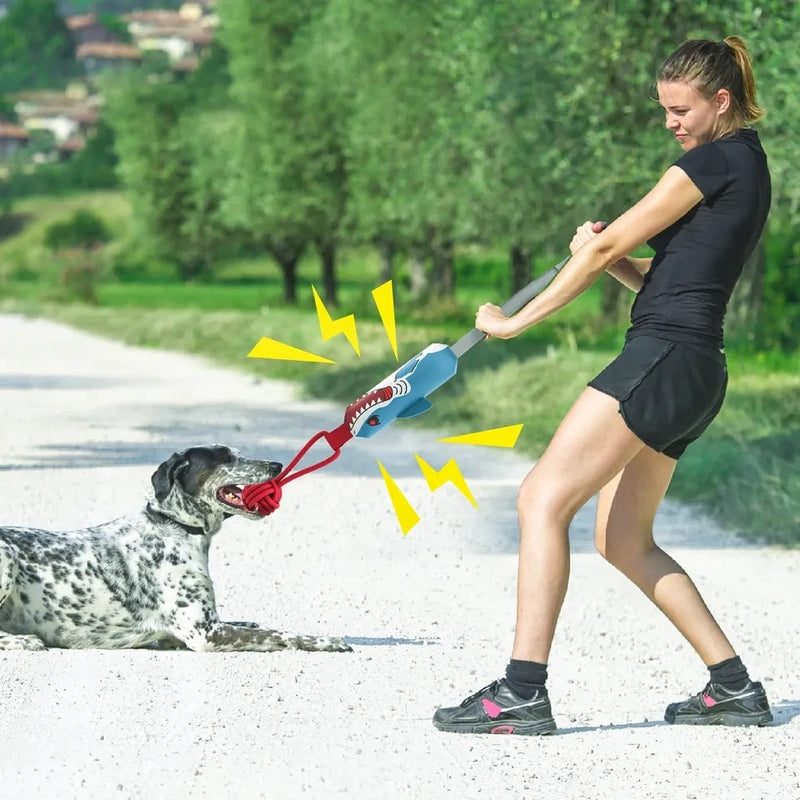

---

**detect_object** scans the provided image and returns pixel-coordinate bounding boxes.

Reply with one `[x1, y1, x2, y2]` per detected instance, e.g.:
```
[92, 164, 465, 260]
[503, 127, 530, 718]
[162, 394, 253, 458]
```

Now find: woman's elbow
[587, 237, 624, 273]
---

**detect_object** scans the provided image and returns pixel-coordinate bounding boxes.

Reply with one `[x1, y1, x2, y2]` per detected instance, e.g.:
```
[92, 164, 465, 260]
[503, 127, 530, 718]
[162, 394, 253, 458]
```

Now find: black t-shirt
[628, 128, 771, 348]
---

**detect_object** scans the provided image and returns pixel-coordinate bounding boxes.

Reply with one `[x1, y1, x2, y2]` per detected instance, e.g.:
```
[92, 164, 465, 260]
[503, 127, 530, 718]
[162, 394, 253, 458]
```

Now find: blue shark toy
[343, 343, 458, 438]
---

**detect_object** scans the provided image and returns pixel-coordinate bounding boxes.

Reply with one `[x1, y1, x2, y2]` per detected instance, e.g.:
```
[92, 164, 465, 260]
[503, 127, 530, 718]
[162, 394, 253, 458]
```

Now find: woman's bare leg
[595, 447, 736, 665]
[510, 388, 645, 662]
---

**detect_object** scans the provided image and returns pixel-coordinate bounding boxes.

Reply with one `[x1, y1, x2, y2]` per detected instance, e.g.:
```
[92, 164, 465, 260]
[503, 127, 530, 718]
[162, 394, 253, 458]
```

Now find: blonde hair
[658, 36, 764, 133]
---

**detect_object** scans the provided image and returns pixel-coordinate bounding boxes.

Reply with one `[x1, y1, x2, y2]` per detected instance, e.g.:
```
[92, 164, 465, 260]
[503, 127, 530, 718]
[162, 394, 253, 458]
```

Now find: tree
[464, 0, 593, 292]
[331, 0, 485, 300]
[219, 0, 349, 305]
[105, 75, 212, 280]
[0, 0, 79, 91]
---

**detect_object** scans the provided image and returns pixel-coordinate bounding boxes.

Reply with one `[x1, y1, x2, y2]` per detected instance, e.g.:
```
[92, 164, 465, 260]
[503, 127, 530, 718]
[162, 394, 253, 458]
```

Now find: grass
[2, 190, 798, 545]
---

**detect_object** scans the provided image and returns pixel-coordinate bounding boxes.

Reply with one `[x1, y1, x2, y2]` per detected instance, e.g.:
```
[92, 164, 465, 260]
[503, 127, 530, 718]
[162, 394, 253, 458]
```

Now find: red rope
[241, 423, 352, 515]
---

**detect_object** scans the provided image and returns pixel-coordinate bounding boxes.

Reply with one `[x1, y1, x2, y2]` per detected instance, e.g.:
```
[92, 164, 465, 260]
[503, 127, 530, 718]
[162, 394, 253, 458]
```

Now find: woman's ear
[715, 88, 731, 115]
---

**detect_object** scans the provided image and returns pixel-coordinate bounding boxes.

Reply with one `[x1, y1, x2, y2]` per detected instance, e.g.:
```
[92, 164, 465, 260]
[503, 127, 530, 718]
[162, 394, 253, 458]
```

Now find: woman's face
[657, 80, 730, 150]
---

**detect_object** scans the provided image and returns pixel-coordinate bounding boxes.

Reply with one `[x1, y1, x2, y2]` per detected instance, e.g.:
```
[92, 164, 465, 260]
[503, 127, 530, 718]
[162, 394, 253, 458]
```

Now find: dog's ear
[151, 452, 191, 501]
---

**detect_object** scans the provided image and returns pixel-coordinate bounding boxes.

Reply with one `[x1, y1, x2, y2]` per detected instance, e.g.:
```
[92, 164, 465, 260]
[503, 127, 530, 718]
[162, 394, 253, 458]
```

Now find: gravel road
[0, 313, 797, 800]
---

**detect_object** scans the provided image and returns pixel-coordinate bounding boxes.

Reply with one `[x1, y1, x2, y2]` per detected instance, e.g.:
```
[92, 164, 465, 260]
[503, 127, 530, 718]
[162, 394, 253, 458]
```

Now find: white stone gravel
[0, 314, 797, 800]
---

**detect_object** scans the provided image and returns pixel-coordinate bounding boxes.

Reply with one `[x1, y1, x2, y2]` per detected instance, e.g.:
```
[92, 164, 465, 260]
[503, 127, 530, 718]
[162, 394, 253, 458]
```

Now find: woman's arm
[475, 166, 702, 338]
[571, 221, 652, 292]
[606, 256, 653, 292]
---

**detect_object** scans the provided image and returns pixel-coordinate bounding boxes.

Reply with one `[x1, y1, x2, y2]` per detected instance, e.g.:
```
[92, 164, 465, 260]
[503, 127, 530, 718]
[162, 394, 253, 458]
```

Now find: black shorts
[588, 335, 727, 459]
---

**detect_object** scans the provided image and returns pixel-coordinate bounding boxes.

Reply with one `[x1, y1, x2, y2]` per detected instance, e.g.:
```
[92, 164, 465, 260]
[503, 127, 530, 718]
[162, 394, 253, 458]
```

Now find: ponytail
[723, 36, 764, 125]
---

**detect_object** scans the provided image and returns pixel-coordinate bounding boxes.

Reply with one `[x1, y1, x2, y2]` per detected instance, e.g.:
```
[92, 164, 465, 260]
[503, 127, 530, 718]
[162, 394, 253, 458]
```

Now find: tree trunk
[431, 239, 455, 298]
[378, 239, 394, 284]
[178, 258, 204, 282]
[408, 247, 429, 300]
[269, 240, 304, 304]
[319, 240, 337, 306]
[727, 237, 766, 339]
[276, 254, 299, 304]
[510, 244, 532, 293]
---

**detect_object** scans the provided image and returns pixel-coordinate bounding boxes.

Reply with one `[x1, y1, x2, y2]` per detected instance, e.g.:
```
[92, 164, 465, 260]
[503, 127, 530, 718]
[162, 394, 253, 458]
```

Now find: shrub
[44, 209, 111, 251]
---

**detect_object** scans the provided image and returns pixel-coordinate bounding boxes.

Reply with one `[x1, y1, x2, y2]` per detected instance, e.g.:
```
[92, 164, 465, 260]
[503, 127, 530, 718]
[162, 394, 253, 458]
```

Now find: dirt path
[0, 314, 797, 800]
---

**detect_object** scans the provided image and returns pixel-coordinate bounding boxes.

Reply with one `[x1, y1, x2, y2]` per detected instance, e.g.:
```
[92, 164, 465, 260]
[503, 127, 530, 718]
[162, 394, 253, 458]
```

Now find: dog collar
[145, 504, 206, 536]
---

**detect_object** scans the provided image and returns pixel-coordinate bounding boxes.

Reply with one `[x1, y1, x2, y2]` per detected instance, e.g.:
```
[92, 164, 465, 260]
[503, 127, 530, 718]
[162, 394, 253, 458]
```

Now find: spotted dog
[0, 445, 351, 653]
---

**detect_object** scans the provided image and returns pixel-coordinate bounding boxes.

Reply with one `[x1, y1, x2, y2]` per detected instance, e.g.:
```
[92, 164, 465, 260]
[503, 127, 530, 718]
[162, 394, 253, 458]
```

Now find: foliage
[0, 95, 17, 122]
[6, 121, 119, 197]
[4, 0, 799, 346]
[0, 0, 80, 91]
[96, 13, 133, 44]
[104, 74, 208, 280]
[43, 208, 111, 250]
[218, 0, 348, 304]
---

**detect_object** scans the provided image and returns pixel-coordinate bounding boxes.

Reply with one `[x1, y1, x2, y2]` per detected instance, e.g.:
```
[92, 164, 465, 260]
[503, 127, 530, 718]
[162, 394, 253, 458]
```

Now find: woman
[433, 37, 773, 735]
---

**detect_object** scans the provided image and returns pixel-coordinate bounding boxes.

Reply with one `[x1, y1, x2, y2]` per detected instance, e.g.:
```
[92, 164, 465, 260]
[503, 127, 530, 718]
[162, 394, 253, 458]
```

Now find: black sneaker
[665, 680, 773, 726]
[433, 678, 556, 735]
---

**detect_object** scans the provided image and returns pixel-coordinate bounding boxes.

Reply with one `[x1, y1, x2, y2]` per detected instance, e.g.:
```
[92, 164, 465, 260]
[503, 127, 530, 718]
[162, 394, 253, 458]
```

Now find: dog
[0, 444, 351, 653]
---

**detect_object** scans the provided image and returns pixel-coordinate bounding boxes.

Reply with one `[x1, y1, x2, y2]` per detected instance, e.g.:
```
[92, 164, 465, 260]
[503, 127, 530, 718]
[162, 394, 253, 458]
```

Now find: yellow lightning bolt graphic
[312, 285, 360, 356]
[371, 280, 399, 360]
[414, 454, 478, 508]
[247, 337, 336, 364]
[377, 461, 420, 535]
[437, 424, 524, 448]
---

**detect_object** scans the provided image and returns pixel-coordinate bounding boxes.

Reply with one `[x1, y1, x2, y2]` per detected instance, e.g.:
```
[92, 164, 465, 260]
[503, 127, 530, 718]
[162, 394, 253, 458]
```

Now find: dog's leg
[177, 620, 352, 653]
[0, 543, 47, 651]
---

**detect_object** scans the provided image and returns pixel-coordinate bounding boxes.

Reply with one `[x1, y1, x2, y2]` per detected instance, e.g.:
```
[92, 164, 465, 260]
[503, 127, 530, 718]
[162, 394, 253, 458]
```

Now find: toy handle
[450, 255, 568, 358]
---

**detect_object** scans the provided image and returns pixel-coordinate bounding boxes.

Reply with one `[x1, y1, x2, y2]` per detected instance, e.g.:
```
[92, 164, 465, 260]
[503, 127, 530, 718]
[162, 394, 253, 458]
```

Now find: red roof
[57, 137, 86, 153]
[76, 42, 143, 61]
[123, 10, 185, 26]
[172, 56, 200, 72]
[140, 26, 214, 45]
[66, 14, 97, 31]
[0, 123, 30, 140]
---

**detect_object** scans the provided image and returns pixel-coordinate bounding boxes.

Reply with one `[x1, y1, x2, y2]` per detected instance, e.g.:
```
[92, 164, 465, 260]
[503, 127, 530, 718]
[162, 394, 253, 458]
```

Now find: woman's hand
[570, 220, 606, 255]
[475, 303, 521, 340]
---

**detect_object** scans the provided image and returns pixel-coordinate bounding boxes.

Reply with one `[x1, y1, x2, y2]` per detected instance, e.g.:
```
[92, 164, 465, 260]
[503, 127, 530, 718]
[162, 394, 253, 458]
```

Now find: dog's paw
[0, 634, 48, 651]
[293, 634, 352, 653]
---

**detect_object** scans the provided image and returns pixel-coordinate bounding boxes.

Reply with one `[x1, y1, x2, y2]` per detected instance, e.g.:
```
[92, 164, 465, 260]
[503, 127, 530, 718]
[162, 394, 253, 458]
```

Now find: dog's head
[149, 445, 282, 534]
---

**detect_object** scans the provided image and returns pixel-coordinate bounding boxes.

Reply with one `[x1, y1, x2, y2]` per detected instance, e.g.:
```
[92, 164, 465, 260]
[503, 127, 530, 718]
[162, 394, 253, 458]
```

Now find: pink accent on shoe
[702, 692, 717, 708]
[491, 725, 515, 734]
[482, 698, 504, 719]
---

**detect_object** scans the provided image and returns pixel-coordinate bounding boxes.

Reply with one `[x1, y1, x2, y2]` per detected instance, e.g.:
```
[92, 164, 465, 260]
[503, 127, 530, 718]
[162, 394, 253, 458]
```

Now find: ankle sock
[504, 659, 548, 699]
[708, 655, 750, 692]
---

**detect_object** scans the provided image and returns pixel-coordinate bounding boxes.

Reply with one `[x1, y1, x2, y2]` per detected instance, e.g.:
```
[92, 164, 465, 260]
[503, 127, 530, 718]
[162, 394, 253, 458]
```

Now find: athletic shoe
[432, 678, 556, 735]
[664, 680, 773, 726]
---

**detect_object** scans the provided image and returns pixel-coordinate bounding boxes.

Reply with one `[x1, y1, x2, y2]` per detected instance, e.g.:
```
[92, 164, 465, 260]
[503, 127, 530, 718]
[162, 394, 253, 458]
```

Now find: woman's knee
[596, 524, 654, 573]
[517, 469, 582, 529]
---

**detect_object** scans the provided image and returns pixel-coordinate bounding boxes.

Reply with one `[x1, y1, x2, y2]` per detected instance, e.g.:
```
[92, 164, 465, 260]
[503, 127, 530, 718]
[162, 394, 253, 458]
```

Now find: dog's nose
[270, 461, 283, 474]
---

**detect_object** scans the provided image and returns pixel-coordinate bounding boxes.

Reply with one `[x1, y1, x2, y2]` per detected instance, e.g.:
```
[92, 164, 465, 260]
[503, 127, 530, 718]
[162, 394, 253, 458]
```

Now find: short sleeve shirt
[629, 128, 771, 348]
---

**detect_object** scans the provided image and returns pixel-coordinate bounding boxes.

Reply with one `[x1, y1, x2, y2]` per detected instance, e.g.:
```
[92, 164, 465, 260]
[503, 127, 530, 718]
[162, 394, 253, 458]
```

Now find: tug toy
[241, 253, 572, 515]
